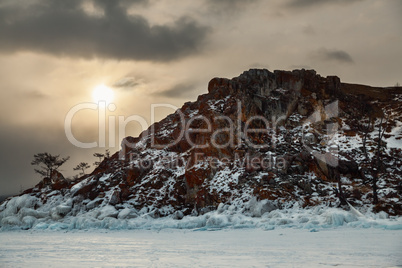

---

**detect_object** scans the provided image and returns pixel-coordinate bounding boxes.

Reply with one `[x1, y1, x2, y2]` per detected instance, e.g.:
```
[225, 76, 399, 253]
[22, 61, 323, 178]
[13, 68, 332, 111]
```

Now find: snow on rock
[98, 174, 112, 183]
[70, 177, 93, 196]
[386, 120, 402, 150]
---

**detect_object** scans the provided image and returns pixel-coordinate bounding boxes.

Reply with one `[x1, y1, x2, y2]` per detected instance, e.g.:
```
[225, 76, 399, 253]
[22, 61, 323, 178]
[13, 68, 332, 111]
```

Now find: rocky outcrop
[3, 68, 402, 220]
[24, 170, 70, 193]
[116, 68, 401, 214]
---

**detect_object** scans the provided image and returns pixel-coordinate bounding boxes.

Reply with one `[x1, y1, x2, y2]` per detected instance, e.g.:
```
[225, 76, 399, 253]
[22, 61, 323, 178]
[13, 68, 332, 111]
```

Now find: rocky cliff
[1, 68, 401, 229]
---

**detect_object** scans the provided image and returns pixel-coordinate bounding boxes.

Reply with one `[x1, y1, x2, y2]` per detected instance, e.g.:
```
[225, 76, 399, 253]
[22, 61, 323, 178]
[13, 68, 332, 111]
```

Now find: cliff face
[115, 68, 401, 214]
[1, 69, 402, 228]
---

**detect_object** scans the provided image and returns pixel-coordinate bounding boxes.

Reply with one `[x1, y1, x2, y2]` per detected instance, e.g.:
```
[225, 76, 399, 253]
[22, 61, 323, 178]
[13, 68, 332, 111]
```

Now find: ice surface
[0, 228, 401, 267]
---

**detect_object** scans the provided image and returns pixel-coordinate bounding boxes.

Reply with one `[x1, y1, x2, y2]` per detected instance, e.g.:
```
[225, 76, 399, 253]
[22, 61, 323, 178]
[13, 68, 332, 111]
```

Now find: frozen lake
[0, 228, 401, 267]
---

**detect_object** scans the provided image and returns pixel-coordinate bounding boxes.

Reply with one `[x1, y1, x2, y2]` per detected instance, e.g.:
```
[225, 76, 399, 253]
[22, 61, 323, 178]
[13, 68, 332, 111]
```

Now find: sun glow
[92, 84, 114, 104]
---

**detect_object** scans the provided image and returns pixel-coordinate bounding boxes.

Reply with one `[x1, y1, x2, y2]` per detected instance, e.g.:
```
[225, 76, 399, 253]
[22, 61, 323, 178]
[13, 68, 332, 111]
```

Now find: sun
[92, 84, 114, 104]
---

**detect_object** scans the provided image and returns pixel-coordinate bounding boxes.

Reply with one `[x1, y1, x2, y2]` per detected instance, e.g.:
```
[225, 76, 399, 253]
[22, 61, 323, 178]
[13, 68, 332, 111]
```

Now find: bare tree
[93, 152, 104, 166]
[334, 169, 347, 206]
[31, 153, 70, 178]
[73, 162, 91, 175]
[361, 117, 373, 161]
[359, 100, 374, 161]
[371, 115, 388, 204]
[93, 149, 111, 166]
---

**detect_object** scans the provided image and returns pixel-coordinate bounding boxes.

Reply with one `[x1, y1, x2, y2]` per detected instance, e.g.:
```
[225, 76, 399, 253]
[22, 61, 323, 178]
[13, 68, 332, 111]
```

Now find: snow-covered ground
[0, 228, 401, 267]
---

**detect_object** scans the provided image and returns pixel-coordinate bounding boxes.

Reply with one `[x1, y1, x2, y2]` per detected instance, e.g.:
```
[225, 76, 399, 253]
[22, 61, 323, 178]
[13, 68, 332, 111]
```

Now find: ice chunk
[18, 208, 48, 219]
[324, 209, 357, 226]
[56, 204, 72, 216]
[117, 208, 138, 219]
[97, 205, 119, 220]
[247, 197, 278, 217]
[1, 194, 39, 216]
[86, 198, 103, 210]
[206, 214, 229, 228]
[21, 216, 37, 229]
[172, 211, 184, 220]
[347, 202, 364, 217]
[1, 216, 21, 227]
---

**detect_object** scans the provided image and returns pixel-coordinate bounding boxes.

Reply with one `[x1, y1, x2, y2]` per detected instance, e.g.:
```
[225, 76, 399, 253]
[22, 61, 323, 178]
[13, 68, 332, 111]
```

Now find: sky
[0, 0, 401, 196]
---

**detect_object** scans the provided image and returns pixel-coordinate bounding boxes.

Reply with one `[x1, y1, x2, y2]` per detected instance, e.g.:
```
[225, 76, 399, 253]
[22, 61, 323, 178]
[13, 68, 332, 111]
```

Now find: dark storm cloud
[158, 83, 197, 98]
[206, 0, 257, 7]
[287, 0, 363, 8]
[205, 0, 259, 13]
[113, 77, 139, 89]
[0, 0, 210, 61]
[312, 48, 354, 64]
